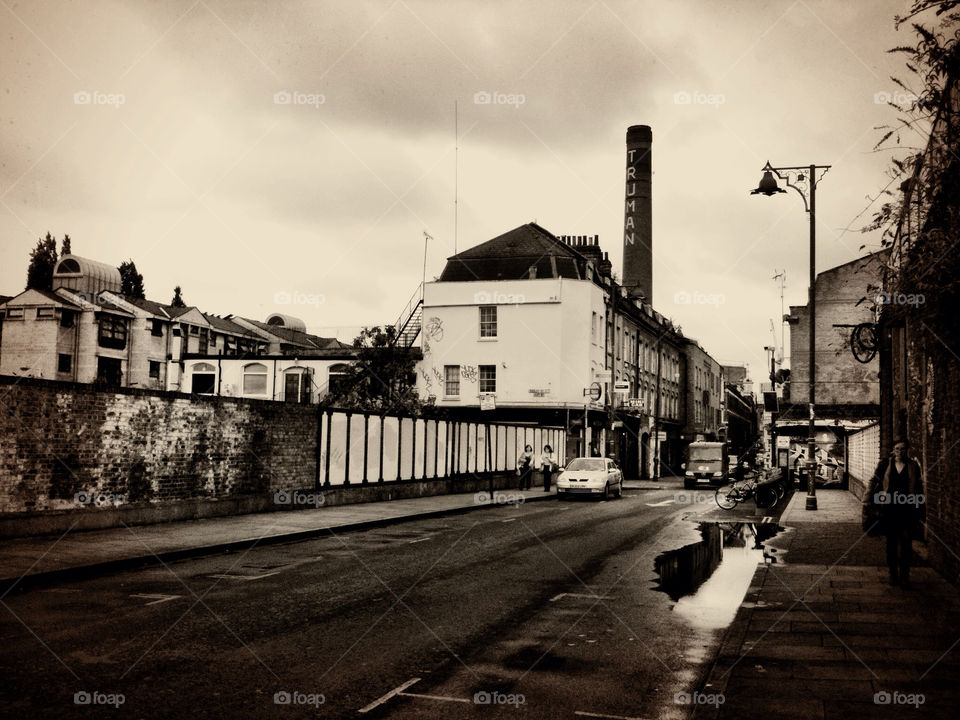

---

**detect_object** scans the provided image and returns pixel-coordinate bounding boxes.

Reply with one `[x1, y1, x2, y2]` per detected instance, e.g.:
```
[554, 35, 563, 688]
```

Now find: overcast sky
[1, 0, 920, 384]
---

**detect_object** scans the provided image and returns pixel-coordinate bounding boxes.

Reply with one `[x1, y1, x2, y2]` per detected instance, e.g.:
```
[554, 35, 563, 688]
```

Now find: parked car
[556, 457, 623, 500]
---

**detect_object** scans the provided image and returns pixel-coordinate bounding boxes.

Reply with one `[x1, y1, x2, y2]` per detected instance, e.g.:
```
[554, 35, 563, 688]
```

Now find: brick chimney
[623, 125, 652, 301]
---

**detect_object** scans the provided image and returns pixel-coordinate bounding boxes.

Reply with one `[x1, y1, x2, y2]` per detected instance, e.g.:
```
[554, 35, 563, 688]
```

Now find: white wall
[418, 278, 606, 409]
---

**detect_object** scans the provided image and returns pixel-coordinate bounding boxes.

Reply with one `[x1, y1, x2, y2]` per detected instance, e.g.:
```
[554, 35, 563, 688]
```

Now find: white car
[556, 457, 623, 500]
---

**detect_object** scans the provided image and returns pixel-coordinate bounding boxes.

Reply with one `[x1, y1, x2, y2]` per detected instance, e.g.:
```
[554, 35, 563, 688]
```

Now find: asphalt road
[0, 483, 789, 719]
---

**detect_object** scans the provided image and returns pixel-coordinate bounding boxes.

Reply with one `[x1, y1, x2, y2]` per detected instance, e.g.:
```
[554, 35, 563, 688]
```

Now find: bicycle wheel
[716, 486, 739, 510]
[755, 485, 777, 508]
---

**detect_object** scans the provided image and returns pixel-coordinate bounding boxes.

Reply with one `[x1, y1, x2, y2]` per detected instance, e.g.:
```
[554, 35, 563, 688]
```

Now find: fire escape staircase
[393, 283, 423, 348]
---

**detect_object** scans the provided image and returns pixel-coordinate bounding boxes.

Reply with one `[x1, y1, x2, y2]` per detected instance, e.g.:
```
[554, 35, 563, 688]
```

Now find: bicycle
[715, 475, 778, 510]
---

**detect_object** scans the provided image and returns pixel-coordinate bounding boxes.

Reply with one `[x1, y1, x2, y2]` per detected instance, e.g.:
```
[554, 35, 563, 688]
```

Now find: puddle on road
[654, 522, 783, 633]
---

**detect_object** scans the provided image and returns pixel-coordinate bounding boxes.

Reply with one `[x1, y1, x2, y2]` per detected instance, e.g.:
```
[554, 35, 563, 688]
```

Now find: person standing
[539, 444, 557, 492]
[870, 438, 925, 588]
[517, 445, 535, 491]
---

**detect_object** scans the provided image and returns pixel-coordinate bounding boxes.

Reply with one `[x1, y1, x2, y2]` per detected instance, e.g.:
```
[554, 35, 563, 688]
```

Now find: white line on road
[645, 499, 674, 507]
[550, 592, 615, 602]
[359, 677, 421, 714]
[399, 691, 472, 703]
[501, 518, 517, 523]
[408, 536, 433, 543]
[574, 711, 646, 720]
[130, 593, 182, 606]
[208, 572, 280, 581]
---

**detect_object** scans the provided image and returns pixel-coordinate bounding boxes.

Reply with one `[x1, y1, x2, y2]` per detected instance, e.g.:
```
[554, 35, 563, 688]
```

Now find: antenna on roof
[454, 100, 458, 255]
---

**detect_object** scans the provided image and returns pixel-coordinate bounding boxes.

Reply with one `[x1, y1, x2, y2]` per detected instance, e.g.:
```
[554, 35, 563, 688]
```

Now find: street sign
[480, 393, 496, 411]
[583, 382, 602, 402]
[595, 370, 612, 383]
[657, 431, 667, 441]
[614, 381, 630, 394]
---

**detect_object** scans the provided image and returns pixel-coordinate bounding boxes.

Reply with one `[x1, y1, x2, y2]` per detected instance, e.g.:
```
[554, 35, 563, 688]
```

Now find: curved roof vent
[265, 313, 306, 332]
[53, 254, 122, 295]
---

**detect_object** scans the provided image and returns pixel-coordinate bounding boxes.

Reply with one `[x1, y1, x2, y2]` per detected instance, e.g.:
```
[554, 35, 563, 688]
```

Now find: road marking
[501, 518, 517, 523]
[408, 536, 432, 544]
[550, 592, 615, 602]
[359, 677, 421, 714]
[130, 593, 182, 606]
[400, 692, 472, 703]
[208, 572, 280, 581]
[575, 711, 646, 720]
[645, 499, 674, 507]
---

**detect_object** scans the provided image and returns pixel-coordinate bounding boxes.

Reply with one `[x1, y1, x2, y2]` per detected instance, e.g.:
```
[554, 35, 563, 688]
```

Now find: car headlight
[713, 471, 723, 477]
[685, 471, 694, 477]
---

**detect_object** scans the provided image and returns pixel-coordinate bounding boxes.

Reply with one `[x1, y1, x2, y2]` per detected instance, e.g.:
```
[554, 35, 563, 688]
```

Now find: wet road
[0, 482, 790, 719]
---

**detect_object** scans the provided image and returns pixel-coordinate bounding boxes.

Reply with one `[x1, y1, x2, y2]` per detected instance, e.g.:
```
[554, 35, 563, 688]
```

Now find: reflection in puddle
[655, 523, 783, 633]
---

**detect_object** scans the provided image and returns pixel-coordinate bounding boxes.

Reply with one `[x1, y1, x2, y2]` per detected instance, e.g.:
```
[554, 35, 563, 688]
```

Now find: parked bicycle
[715, 473, 781, 510]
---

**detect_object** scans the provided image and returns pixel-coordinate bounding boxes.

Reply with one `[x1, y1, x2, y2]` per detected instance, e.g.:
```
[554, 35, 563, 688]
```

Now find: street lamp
[752, 161, 830, 511]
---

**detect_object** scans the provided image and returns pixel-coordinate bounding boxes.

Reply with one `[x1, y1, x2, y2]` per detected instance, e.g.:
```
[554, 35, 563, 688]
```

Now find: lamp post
[752, 161, 830, 511]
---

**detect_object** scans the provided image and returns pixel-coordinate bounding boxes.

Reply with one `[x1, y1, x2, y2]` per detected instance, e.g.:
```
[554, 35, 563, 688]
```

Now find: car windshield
[688, 446, 722, 463]
[566, 458, 605, 472]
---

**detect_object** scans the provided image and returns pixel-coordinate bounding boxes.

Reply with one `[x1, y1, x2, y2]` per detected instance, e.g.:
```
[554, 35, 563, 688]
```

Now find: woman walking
[870, 438, 925, 588]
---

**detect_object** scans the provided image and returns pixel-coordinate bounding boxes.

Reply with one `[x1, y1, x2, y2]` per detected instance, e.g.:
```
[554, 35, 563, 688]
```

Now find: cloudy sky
[1, 0, 922, 383]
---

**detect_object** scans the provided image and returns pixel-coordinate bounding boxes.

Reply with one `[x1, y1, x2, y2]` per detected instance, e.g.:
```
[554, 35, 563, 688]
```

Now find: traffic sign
[614, 381, 630, 395]
[583, 382, 602, 402]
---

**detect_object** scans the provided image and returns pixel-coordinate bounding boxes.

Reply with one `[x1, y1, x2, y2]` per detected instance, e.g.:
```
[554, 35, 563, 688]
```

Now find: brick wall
[0, 375, 316, 514]
[846, 422, 879, 500]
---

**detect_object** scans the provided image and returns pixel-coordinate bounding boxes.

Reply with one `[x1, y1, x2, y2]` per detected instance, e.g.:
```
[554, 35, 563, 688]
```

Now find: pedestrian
[868, 438, 925, 588]
[539, 444, 557, 492]
[517, 444, 534, 491]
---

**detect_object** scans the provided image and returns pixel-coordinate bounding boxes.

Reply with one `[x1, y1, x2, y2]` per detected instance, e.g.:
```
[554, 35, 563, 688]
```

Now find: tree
[118, 260, 145, 299]
[60, 234, 72, 256]
[25, 232, 58, 291]
[170, 285, 186, 308]
[321, 325, 432, 414]
[865, 1, 960, 352]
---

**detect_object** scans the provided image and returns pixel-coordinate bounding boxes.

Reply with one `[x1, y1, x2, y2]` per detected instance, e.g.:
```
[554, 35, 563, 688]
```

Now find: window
[60, 310, 75, 328]
[191, 362, 216, 394]
[5, 307, 23, 320]
[284, 368, 312, 404]
[96, 356, 122, 386]
[58, 354, 71, 373]
[98, 316, 127, 349]
[591, 312, 599, 343]
[198, 328, 208, 354]
[36, 306, 54, 319]
[56, 258, 80, 273]
[327, 363, 351, 397]
[478, 364, 496, 393]
[190, 325, 199, 335]
[444, 365, 460, 397]
[151, 319, 163, 336]
[479, 306, 497, 338]
[242, 362, 268, 396]
[149, 361, 161, 379]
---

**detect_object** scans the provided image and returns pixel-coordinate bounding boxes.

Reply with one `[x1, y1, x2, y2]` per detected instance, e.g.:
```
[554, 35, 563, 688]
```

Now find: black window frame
[98, 316, 127, 350]
[479, 305, 497, 338]
[478, 364, 496, 394]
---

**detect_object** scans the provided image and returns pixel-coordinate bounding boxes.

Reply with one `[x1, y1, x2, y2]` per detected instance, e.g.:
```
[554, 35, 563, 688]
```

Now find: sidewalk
[0, 487, 557, 593]
[694, 489, 960, 719]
